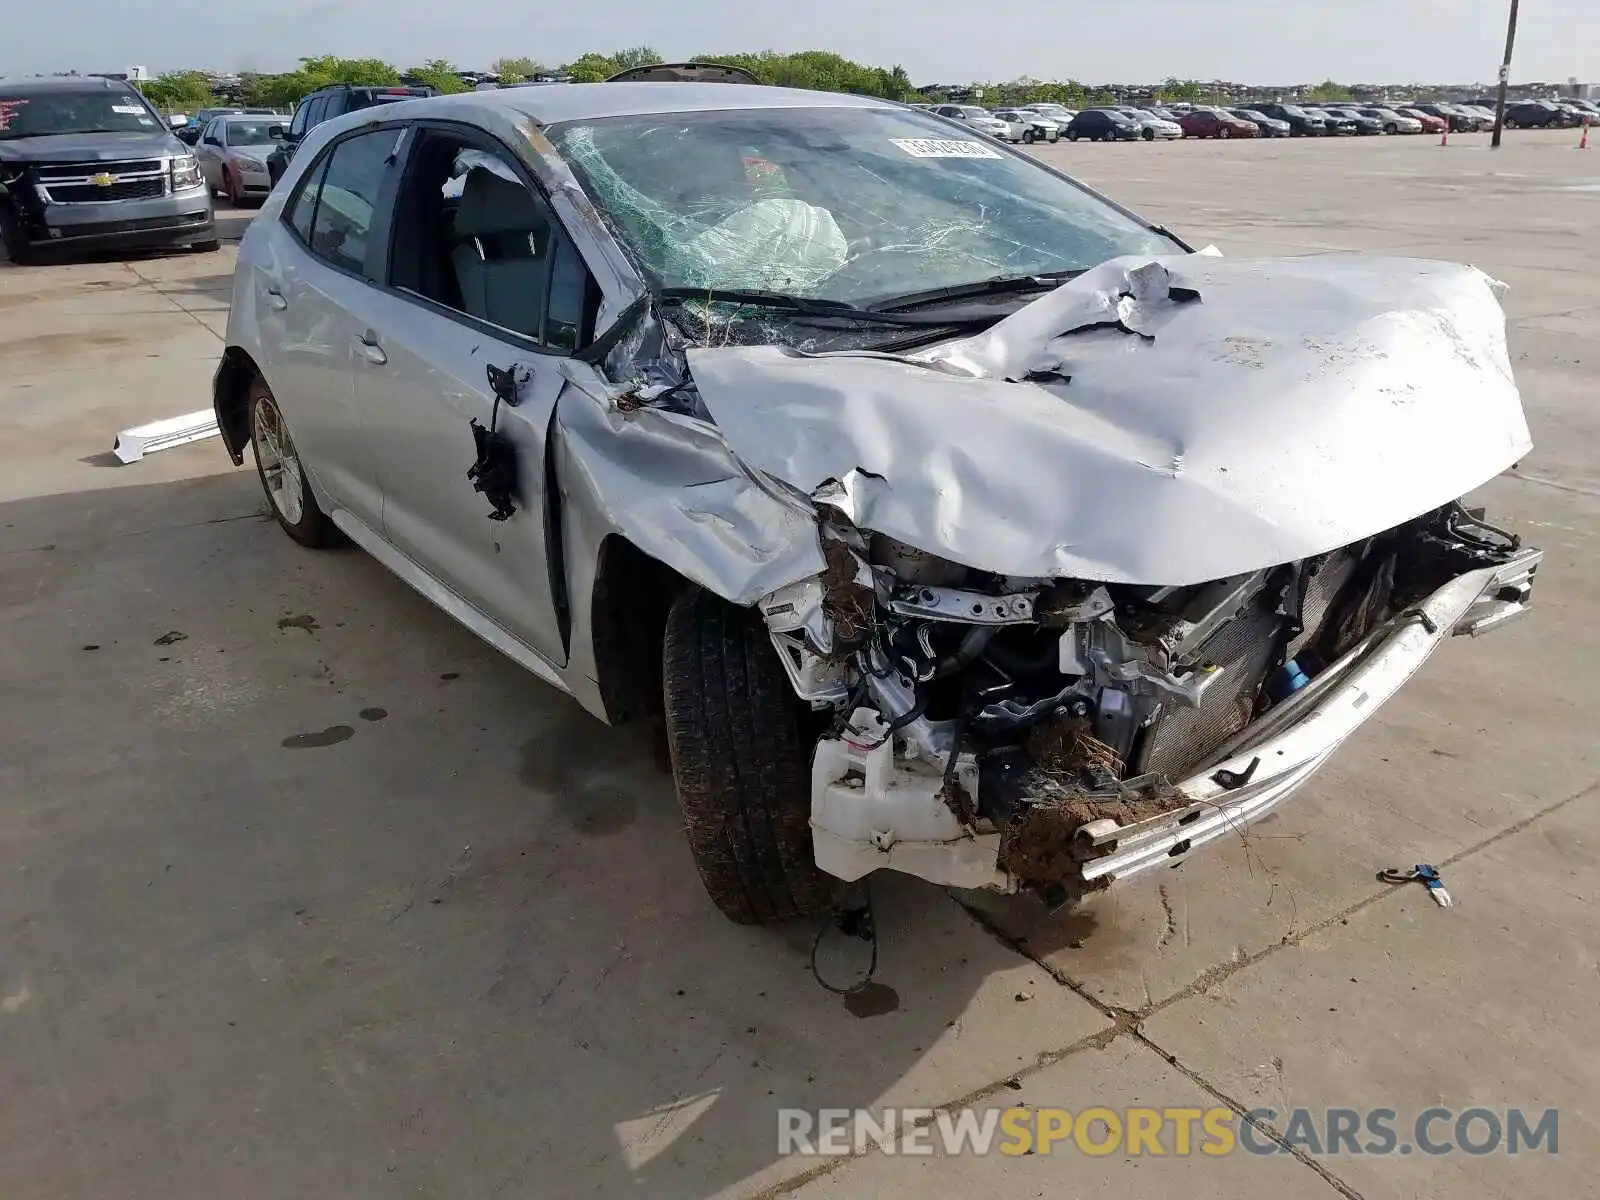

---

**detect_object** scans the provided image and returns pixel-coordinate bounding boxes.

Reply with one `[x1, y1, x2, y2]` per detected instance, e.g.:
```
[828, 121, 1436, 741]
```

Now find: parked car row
[914, 96, 1597, 148]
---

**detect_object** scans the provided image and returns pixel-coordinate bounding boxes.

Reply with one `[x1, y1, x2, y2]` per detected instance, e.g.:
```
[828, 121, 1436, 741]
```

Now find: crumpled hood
[685, 252, 1532, 586]
[0, 130, 184, 163]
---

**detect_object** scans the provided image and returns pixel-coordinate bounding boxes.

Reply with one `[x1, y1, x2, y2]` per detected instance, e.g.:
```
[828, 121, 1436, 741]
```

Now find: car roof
[385, 81, 897, 125]
[0, 75, 137, 94]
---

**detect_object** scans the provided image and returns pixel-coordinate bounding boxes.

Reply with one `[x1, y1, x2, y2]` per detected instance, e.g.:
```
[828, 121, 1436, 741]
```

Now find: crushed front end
[760, 504, 1540, 903]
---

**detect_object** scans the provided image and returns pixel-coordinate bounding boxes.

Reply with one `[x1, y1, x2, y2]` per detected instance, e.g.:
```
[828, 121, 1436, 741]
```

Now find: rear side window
[287, 152, 330, 242]
[288, 128, 402, 275]
[288, 94, 317, 137]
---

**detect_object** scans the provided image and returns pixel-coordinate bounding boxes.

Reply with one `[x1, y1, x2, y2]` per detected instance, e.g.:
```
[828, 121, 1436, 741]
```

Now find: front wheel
[248, 375, 341, 548]
[0, 204, 37, 265]
[1385, 123, 1398, 135]
[1142, 127, 1155, 141]
[662, 589, 839, 925]
[1066, 129, 1080, 142]
[1218, 126, 1231, 139]
[1021, 129, 1036, 144]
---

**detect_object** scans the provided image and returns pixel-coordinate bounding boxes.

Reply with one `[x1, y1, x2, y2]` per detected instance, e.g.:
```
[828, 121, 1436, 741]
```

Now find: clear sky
[4, 0, 1596, 85]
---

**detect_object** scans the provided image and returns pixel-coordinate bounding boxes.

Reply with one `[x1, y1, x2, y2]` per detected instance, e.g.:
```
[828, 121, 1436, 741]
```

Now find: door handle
[356, 332, 388, 366]
[264, 287, 288, 311]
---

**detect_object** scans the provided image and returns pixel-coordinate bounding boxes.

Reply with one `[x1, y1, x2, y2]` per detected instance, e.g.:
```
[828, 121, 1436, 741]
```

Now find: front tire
[1021, 129, 1036, 144]
[0, 204, 37, 265]
[1218, 126, 1231, 139]
[248, 375, 341, 548]
[1142, 127, 1155, 141]
[662, 589, 839, 925]
[1066, 129, 1080, 142]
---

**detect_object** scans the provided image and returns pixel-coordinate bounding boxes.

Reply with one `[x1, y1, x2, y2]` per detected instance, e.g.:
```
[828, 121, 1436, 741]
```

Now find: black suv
[1502, 101, 1572, 129]
[265, 83, 437, 184]
[1255, 103, 1328, 137]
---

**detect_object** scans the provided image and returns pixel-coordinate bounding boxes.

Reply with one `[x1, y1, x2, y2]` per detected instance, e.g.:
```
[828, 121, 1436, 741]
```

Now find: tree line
[134, 51, 1361, 113]
[137, 47, 919, 109]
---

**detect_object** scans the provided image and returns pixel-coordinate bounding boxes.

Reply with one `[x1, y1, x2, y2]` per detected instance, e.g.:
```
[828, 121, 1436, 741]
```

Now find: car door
[244, 126, 406, 529]
[327, 127, 593, 667]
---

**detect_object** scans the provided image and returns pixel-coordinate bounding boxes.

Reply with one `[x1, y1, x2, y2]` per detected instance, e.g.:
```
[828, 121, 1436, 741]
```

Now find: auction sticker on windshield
[890, 138, 1003, 160]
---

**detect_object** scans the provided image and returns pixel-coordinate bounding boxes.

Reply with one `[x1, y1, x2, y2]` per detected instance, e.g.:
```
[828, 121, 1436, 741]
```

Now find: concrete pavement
[1, 133, 1596, 1198]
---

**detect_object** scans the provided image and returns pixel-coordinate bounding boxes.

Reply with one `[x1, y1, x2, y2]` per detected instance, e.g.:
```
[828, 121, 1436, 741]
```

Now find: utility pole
[1491, 0, 1520, 148]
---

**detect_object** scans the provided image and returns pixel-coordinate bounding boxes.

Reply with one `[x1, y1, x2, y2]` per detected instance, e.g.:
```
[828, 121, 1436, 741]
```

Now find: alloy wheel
[252, 392, 305, 525]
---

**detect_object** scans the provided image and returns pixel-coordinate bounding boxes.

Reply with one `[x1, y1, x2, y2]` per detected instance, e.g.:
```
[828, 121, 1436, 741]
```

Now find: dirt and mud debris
[998, 717, 1190, 899]
[819, 538, 873, 648]
[1027, 716, 1123, 778]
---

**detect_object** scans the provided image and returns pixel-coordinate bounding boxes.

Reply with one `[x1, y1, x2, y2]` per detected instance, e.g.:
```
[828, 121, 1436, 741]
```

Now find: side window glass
[391, 133, 596, 350]
[306, 129, 400, 274]
[299, 96, 327, 132]
[544, 237, 590, 351]
[286, 150, 330, 243]
[288, 96, 313, 137]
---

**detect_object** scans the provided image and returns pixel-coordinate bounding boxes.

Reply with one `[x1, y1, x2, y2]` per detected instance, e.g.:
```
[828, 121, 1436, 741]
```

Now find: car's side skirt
[329, 507, 574, 698]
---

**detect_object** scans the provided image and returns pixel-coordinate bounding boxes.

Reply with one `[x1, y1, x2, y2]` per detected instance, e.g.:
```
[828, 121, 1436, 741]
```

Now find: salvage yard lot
[1, 129, 1596, 1198]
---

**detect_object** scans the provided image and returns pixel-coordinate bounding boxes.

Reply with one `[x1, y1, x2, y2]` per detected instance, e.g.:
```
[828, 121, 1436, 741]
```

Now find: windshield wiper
[868, 269, 1085, 313]
[656, 288, 995, 328]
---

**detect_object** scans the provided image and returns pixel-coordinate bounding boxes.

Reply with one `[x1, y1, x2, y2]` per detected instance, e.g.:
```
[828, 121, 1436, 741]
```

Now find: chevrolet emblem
[88, 172, 117, 187]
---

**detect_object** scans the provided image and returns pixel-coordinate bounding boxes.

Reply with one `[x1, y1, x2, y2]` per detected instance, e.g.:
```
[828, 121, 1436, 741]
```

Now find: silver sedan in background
[194, 115, 286, 204]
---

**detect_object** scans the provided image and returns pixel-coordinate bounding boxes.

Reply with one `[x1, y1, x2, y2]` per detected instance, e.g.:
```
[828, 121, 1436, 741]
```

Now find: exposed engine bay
[758, 501, 1537, 903]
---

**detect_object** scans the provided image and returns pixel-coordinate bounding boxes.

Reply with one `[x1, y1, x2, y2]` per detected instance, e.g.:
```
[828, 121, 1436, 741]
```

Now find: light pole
[1491, 0, 1520, 148]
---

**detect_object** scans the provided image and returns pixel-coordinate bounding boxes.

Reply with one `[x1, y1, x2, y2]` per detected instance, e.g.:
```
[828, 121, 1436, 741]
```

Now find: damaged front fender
[555, 359, 825, 606]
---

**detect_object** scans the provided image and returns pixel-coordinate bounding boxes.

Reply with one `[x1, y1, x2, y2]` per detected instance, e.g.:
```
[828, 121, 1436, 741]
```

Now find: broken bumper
[1078, 546, 1542, 886]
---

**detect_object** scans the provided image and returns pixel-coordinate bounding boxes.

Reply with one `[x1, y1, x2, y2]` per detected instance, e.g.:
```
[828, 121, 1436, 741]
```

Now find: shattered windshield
[546, 106, 1174, 309]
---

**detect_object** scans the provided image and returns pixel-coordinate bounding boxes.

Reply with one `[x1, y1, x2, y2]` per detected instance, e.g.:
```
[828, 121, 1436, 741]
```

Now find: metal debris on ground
[112, 409, 220, 464]
[1378, 863, 1455, 907]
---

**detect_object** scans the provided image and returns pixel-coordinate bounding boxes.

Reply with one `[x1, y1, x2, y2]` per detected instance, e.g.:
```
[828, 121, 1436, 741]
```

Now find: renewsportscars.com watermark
[779, 1106, 1559, 1158]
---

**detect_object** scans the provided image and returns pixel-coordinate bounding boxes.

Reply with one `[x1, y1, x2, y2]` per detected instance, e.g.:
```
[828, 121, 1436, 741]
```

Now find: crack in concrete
[923, 775, 1600, 1200]
[1509, 471, 1600, 499]
[1135, 1030, 1366, 1199]
[122, 261, 226, 342]
[1142, 774, 1600, 1020]
[1156, 884, 1178, 949]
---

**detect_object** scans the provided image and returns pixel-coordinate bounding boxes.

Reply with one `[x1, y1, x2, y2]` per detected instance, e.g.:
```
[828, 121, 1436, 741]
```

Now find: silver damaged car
[214, 83, 1542, 924]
